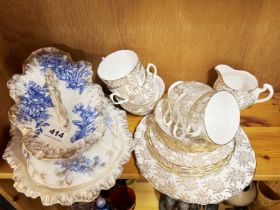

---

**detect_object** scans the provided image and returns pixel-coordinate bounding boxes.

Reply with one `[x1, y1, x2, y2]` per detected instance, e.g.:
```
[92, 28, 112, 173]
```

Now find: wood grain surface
[1, 0, 280, 154]
[0, 0, 280, 89]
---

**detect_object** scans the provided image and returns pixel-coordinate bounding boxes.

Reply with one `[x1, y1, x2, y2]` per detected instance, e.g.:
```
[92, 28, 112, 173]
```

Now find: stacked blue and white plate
[3, 47, 134, 206]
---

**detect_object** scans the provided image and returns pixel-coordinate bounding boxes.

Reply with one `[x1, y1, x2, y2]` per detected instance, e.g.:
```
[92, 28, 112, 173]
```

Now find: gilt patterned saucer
[120, 74, 165, 116]
[7, 47, 105, 159]
[134, 116, 256, 204]
[146, 116, 235, 169]
[3, 98, 134, 206]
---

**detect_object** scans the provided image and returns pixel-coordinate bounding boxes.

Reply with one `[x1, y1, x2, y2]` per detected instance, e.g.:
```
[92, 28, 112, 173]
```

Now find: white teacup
[163, 81, 194, 125]
[187, 91, 240, 145]
[163, 81, 212, 127]
[97, 50, 157, 101]
[214, 64, 274, 109]
[167, 81, 185, 101]
[109, 67, 157, 105]
[172, 83, 213, 139]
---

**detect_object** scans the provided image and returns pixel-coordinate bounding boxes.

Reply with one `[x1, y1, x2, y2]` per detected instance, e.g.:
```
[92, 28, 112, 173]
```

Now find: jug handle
[255, 83, 274, 104]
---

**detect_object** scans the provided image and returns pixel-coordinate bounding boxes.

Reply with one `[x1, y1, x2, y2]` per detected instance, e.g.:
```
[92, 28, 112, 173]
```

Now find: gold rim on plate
[153, 115, 220, 153]
[145, 116, 235, 177]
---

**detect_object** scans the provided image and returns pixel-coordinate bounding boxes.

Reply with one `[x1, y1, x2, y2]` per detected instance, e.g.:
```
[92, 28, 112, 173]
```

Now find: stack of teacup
[97, 50, 165, 115]
[161, 81, 241, 145]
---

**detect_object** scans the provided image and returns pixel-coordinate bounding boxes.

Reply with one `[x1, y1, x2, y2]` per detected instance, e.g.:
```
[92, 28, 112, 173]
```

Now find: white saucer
[120, 74, 165, 116]
[146, 116, 235, 169]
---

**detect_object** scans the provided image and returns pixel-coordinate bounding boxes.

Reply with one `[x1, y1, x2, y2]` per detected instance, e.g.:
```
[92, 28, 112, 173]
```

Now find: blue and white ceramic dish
[3, 98, 134, 205]
[7, 48, 105, 159]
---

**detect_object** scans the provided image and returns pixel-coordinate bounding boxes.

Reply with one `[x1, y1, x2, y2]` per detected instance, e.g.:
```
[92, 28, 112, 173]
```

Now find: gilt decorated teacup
[109, 70, 157, 105]
[171, 82, 213, 139]
[163, 81, 212, 127]
[187, 91, 240, 145]
[97, 50, 157, 101]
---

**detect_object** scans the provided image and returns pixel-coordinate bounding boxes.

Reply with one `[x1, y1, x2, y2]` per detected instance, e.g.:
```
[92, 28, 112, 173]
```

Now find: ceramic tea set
[134, 65, 272, 203]
[3, 47, 274, 206]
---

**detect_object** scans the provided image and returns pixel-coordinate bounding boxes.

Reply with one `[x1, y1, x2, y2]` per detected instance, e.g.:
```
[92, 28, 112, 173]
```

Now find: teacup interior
[204, 91, 240, 145]
[97, 50, 138, 80]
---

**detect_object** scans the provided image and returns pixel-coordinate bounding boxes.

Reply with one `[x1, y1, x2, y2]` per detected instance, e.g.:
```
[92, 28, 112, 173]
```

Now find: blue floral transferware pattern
[16, 81, 53, 136]
[104, 113, 113, 129]
[36, 51, 92, 94]
[71, 104, 99, 142]
[3, 96, 134, 205]
[55, 155, 105, 174]
[7, 47, 106, 159]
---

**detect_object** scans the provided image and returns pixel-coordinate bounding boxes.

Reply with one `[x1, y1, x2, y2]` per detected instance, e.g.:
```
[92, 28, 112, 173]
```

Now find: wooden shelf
[1, 93, 280, 180]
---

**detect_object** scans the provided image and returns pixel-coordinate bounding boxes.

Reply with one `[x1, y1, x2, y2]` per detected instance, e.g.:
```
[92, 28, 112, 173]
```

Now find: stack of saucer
[3, 48, 134, 206]
[97, 50, 165, 115]
[135, 81, 256, 204]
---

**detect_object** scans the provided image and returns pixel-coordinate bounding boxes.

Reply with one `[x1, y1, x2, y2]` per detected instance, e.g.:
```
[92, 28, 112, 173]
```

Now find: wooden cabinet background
[0, 0, 280, 152]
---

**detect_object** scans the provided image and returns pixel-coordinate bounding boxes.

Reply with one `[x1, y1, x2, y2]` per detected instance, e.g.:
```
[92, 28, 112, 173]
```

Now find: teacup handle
[173, 122, 197, 140]
[109, 92, 128, 105]
[255, 83, 274, 104]
[185, 125, 201, 138]
[163, 110, 173, 126]
[172, 91, 189, 120]
[173, 121, 186, 139]
[146, 63, 157, 82]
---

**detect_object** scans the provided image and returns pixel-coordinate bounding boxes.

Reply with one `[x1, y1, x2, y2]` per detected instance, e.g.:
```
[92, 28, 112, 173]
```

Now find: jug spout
[215, 64, 235, 76]
[214, 64, 259, 92]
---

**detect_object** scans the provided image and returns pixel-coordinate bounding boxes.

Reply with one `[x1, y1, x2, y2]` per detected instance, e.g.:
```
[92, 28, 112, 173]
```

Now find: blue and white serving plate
[3, 98, 134, 206]
[7, 48, 105, 159]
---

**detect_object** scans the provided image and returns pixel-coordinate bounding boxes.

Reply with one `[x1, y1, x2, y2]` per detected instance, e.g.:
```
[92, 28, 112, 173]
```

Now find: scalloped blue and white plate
[7, 48, 105, 159]
[3, 99, 134, 206]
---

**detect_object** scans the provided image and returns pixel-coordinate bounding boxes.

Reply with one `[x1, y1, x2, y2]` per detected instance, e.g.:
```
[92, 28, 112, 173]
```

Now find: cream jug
[214, 64, 274, 109]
